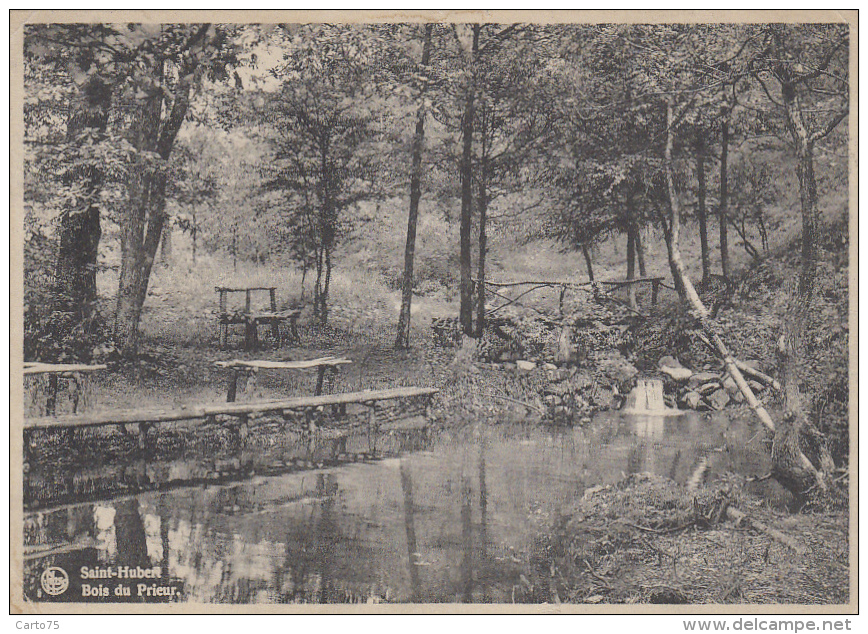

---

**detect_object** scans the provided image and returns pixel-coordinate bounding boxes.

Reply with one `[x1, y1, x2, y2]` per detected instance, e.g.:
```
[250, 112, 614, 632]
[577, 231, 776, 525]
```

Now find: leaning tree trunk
[657, 205, 684, 298]
[662, 99, 825, 493]
[53, 74, 112, 324]
[458, 25, 480, 337]
[396, 24, 433, 350]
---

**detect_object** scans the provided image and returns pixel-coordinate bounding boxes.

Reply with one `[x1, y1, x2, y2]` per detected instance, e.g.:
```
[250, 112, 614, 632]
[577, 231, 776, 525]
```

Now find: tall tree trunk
[115, 48, 198, 357]
[458, 25, 480, 337]
[696, 136, 711, 285]
[626, 236, 638, 309]
[115, 169, 170, 357]
[772, 82, 830, 495]
[475, 113, 489, 338]
[626, 227, 636, 280]
[625, 194, 637, 308]
[115, 73, 164, 357]
[475, 172, 488, 337]
[317, 140, 335, 327]
[581, 244, 594, 282]
[635, 226, 647, 277]
[191, 221, 197, 264]
[718, 108, 731, 279]
[313, 244, 324, 321]
[53, 75, 112, 325]
[396, 24, 433, 350]
[159, 221, 173, 265]
[321, 243, 332, 326]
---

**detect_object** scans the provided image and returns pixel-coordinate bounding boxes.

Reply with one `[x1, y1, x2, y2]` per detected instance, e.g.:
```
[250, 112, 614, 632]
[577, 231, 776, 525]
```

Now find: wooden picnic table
[23, 362, 107, 415]
[214, 356, 353, 401]
[216, 286, 301, 350]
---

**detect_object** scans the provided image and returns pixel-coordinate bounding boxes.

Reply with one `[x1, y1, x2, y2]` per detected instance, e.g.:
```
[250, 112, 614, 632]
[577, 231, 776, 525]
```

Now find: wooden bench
[216, 286, 301, 351]
[23, 362, 107, 415]
[23, 386, 439, 454]
[214, 356, 353, 401]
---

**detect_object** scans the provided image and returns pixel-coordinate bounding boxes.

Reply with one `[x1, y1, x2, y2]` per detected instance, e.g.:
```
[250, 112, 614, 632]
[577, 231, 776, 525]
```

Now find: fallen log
[23, 362, 107, 375]
[695, 332, 783, 392]
[732, 359, 783, 393]
[473, 392, 546, 416]
[725, 506, 807, 555]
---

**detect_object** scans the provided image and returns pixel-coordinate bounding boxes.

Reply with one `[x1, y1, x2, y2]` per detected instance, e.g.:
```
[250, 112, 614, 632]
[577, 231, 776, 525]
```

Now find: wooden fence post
[269, 288, 280, 342]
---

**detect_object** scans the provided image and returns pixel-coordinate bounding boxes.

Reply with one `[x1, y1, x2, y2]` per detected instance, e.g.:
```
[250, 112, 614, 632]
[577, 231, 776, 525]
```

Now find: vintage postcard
[9, 10, 857, 615]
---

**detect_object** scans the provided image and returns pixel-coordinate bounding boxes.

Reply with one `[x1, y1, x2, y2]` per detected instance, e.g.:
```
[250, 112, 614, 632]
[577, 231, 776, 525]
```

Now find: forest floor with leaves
[522, 473, 850, 606]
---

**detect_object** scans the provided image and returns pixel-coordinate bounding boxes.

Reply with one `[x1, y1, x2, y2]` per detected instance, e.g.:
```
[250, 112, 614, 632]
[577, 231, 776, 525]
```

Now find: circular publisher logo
[40, 566, 69, 596]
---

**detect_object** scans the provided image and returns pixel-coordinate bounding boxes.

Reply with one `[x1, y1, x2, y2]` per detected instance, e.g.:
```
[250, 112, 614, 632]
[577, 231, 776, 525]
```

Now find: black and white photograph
[10, 10, 856, 614]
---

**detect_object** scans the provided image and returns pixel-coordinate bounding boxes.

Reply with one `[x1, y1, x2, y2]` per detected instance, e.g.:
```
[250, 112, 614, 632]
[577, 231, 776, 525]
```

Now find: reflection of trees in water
[158, 494, 170, 573]
[274, 472, 387, 603]
[477, 443, 491, 603]
[459, 443, 499, 603]
[277, 472, 339, 603]
[114, 499, 149, 568]
[459, 476, 473, 603]
[399, 460, 421, 602]
[26, 426, 435, 510]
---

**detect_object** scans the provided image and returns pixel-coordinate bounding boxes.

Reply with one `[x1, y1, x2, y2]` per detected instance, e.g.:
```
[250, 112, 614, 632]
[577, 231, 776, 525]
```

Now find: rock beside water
[707, 389, 731, 411]
[653, 356, 769, 412]
[661, 365, 693, 381]
[688, 372, 721, 390]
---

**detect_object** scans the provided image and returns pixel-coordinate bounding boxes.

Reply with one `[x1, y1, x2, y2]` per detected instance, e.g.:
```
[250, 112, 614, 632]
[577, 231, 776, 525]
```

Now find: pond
[22, 410, 782, 604]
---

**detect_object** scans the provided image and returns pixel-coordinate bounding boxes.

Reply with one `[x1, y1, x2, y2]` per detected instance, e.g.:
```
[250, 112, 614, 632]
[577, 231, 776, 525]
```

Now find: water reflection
[24, 411, 778, 604]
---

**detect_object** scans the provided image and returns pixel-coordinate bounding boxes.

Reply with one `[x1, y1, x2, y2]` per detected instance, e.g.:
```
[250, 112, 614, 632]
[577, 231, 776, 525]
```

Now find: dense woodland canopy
[22, 21, 850, 489]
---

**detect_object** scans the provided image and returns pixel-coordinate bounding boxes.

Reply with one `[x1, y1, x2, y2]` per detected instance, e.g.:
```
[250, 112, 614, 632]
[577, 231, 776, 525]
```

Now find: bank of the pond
[526, 472, 850, 605]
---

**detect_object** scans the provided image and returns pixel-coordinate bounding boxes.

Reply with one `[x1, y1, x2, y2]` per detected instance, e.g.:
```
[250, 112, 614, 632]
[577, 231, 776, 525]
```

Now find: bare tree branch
[810, 108, 849, 143]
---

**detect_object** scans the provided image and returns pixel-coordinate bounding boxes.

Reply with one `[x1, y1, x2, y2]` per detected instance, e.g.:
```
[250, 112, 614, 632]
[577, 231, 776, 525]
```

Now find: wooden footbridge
[23, 356, 439, 462]
[24, 380, 438, 447]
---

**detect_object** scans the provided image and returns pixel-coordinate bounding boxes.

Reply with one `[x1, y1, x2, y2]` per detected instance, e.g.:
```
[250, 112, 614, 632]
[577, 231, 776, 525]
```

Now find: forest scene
[18, 18, 852, 608]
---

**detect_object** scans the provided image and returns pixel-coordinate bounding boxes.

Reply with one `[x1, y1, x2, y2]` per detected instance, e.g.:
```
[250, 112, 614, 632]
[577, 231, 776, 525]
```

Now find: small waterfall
[643, 379, 665, 411]
[623, 378, 682, 416]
